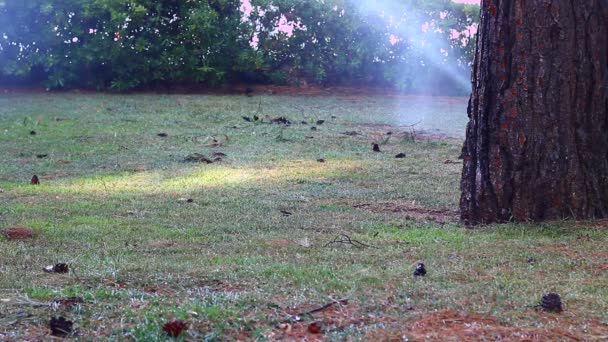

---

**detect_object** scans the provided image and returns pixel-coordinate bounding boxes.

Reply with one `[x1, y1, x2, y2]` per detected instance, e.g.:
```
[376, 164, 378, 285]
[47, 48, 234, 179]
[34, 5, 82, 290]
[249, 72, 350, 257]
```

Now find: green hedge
[0, 0, 479, 93]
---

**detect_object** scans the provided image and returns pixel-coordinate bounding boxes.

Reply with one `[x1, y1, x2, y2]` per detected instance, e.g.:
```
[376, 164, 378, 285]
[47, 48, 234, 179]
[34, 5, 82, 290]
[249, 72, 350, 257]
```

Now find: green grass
[1, 93, 607, 340]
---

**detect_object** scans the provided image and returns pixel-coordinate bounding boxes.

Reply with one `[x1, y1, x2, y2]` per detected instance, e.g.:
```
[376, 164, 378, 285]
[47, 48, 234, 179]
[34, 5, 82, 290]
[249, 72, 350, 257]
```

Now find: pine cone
[50, 316, 73, 337]
[540, 293, 563, 312]
[44, 263, 69, 273]
[163, 319, 188, 337]
[414, 263, 427, 276]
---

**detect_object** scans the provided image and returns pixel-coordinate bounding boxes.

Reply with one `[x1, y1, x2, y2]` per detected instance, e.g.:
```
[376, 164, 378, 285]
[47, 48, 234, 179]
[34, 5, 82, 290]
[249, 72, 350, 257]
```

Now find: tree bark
[461, 0, 608, 225]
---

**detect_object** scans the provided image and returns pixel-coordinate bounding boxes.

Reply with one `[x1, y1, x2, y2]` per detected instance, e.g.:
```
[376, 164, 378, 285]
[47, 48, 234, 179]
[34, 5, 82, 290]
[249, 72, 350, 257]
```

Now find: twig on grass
[398, 120, 421, 143]
[304, 298, 349, 316]
[324, 234, 377, 249]
[283, 298, 349, 323]
[15, 296, 51, 307]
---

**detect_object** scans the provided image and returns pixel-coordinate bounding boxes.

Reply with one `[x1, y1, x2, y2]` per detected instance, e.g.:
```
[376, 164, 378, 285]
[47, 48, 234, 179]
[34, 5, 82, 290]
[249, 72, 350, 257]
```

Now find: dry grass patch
[353, 201, 459, 224]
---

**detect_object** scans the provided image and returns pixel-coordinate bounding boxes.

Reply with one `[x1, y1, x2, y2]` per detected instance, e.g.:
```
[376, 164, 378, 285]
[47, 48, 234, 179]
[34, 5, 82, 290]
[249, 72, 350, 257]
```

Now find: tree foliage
[0, 0, 479, 93]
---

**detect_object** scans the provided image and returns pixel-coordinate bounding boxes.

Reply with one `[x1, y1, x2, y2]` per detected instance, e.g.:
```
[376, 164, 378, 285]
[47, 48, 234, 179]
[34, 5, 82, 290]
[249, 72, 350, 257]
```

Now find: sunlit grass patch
[6, 160, 363, 198]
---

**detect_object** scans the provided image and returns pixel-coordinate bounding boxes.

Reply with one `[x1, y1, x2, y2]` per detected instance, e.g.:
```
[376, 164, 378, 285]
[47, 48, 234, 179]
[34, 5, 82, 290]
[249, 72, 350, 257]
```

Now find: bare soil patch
[404, 309, 583, 341]
[0, 227, 36, 240]
[266, 239, 294, 248]
[573, 219, 608, 230]
[263, 300, 367, 341]
[353, 202, 459, 224]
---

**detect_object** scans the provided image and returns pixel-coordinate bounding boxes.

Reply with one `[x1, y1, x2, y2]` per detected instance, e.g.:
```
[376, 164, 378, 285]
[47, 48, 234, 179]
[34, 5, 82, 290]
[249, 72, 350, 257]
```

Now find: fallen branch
[324, 234, 377, 249]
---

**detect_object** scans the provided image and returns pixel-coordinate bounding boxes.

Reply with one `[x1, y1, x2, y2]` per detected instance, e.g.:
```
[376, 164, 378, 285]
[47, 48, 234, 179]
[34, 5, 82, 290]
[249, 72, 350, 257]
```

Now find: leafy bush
[0, 0, 479, 93]
[0, 0, 247, 90]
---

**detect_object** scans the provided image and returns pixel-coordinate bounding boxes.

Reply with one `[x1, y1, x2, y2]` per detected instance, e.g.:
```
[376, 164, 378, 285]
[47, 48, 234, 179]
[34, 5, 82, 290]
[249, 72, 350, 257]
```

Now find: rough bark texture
[461, 0, 608, 225]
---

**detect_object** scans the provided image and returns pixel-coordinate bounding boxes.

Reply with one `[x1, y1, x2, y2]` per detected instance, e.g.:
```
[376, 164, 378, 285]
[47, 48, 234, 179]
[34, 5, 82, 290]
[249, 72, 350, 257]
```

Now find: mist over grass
[356, 0, 474, 92]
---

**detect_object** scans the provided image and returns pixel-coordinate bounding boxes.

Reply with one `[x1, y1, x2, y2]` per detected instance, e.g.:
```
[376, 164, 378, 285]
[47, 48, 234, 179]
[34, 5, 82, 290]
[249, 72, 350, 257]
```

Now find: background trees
[0, 0, 248, 90]
[0, 0, 479, 92]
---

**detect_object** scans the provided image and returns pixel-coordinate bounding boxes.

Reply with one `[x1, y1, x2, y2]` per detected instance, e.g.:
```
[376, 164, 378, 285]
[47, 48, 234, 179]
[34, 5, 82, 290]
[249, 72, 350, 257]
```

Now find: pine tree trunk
[460, 0, 608, 225]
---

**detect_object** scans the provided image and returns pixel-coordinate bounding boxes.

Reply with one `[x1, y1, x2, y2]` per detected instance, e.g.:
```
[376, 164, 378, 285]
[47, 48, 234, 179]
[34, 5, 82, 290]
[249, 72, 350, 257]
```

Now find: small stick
[15, 296, 50, 307]
[324, 234, 377, 248]
[283, 298, 349, 323]
[305, 298, 349, 316]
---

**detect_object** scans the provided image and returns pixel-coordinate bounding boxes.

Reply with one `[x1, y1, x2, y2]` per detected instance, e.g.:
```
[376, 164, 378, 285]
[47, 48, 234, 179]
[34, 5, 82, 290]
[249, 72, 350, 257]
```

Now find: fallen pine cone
[1, 227, 35, 240]
[44, 263, 69, 273]
[307, 322, 323, 334]
[207, 135, 230, 147]
[50, 316, 73, 337]
[183, 153, 213, 163]
[413, 263, 427, 276]
[31, 175, 40, 185]
[270, 116, 291, 125]
[162, 319, 188, 337]
[538, 293, 563, 313]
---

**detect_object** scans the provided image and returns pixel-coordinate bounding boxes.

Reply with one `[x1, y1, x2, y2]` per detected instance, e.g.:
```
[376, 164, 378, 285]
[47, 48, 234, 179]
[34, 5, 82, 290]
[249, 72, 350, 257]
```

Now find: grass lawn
[0, 92, 607, 341]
